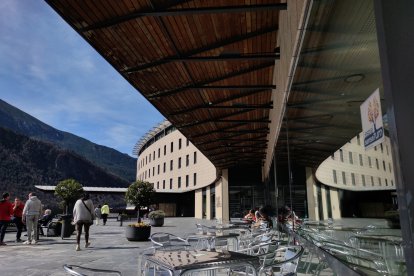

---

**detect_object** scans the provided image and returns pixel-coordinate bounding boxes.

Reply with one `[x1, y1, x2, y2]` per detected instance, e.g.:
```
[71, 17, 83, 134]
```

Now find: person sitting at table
[243, 209, 256, 222]
[38, 209, 53, 235]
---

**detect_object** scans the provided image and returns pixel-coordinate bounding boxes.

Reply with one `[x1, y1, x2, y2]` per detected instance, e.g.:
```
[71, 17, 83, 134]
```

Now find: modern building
[47, 0, 414, 269]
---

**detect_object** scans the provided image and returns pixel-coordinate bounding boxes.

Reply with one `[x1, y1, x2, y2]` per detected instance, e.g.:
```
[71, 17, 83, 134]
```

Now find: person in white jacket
[73, 193, 95, 251]
[22, 192, 42, 245]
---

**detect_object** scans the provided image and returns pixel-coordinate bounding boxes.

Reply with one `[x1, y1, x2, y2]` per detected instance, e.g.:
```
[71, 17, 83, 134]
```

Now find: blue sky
[0, 0, 164, 156]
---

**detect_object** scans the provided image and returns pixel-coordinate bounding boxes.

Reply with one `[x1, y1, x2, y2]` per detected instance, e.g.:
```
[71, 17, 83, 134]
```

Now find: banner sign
[360, 88, 384, 150]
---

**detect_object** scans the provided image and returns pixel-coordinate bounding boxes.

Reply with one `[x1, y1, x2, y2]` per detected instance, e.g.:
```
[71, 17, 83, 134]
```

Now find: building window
[163, 162, 166, 173]
[152, 167, 155, 176]
[186, 154, 189, 166]
[179, 138, 182, 149]
[391, 180, 394, 186]
[339, 150, 344, 162]
[378, 177, 382, 186]
[186, 175, 189, 187]
[158, 148, 160, 158]
[170, 178, 173, 189]
[178, 157, 182, 169]
[193, 173, 197, 186]
[357, 134, 360, 145]
[333, 170, 337, 184]
[149, 154, 151, 163]
[194, 152, 197, 164]
[351, 173, 356, 185]
[349, 152, 353, 164]
[170, 142, 173, 153]
[359, 154, 363, 166]
[374, 146, 377, 151]
[145, 171, 147, 179]
[382, 161, 386, 171]
[376, 158, 379, 169]
[153, 151, 155, 160]
[186, 139, 189, 146]
[163, 180, 165, 189]
[157, 165, 160, 175]
[362, 175, 366, 186]
[170, 160, 173, 171]
[145, 156, 147, 165]
[371, 176, 374, 186]
[331, 153, 335, 160]
[342, 171, 346, 185]
[157, 181, 159, 189]
[389, 163, 392, 173]
[164, 145, 166, 155]
[386, 145, 389, 155]
[380, 143, 384, 153]
[368, 156, 372, 168]
[385, 179, 388, 186]
[178, 177, 181, 188]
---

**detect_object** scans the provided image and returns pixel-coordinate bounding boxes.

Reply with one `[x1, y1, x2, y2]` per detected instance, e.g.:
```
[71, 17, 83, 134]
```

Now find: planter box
[150, 217, 164, 227]
[125, 226, 151, 241]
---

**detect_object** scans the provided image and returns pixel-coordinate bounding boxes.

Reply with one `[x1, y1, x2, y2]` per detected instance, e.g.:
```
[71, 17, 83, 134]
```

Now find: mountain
[0, 99, 136, 182]
[0, 127, 128, 209]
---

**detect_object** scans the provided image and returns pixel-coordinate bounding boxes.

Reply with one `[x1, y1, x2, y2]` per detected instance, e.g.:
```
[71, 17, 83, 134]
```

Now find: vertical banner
[360, 88, 384, 150]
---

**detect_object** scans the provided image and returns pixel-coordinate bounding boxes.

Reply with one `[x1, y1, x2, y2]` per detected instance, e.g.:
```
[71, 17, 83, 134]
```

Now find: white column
[305, 167, 318, 220]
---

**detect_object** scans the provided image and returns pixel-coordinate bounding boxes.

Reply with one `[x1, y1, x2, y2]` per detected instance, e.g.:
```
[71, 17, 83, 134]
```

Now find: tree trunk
[137, 206, 141, 223]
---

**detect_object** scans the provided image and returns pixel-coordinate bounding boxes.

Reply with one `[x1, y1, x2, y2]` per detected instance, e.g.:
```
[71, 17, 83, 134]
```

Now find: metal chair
[257, 245, 304, 276]
[63, 264, 121, 275]
[150, 232, 191, 250]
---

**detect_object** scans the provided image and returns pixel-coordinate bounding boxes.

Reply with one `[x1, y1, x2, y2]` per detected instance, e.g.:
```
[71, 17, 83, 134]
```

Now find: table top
[145, 249, 259, 271]
[187, 232, 239, 239]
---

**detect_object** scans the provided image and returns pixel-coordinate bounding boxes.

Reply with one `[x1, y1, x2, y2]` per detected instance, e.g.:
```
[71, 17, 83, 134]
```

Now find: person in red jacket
[0, 192, 13, 245]
[12, 197, 24, 242]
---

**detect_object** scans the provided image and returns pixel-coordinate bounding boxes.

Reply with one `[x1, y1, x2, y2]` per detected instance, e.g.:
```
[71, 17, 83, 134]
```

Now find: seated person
[243, 209, 256, 222]
[38, 209, 53, 235]
[253, 207, 273, 228]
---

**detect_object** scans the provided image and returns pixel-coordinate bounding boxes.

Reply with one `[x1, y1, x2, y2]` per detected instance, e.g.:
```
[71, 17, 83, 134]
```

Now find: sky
[0, 0, 164, 157]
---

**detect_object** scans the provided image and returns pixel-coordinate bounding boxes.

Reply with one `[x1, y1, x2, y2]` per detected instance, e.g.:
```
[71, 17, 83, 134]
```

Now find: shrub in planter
[148, 210, 165, 227]
[124, 181, 155, 241]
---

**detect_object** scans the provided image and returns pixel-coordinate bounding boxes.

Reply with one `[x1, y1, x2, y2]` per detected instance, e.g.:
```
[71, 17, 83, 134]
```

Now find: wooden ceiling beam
[123, 27, 278, 74]
[81, 4, 287, 32]
[148, 62, 274, 98]
[171, 89, 271, 117]
[164, 54, 279, 62]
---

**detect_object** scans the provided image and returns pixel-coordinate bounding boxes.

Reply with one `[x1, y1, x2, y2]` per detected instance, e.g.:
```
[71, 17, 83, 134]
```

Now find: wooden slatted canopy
[46, 0, 285, 169]
[46, 0, 383, 171]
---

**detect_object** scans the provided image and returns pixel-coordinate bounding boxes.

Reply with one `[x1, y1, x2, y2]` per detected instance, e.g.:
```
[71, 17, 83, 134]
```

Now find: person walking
[0, 192, 13, 246]
[22, 192, 42, 245]
[73, 193, 95, 251]
[101, 203, 109, 226]
[94, 205, 101, 226]
[12, 197, 24, 242]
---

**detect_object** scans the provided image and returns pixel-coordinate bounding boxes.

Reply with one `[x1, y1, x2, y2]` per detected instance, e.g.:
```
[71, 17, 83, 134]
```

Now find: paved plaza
[0, 217, 217, 276]
[0, 217, 396, 275]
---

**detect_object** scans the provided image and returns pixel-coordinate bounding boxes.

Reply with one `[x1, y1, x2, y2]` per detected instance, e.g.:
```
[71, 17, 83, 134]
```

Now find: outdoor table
[186, 232, 240, 251]
[142, 249, 259, 276]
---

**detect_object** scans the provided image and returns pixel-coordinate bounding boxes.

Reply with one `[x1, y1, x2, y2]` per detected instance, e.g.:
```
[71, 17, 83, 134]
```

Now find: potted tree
[54, 179, 84, 238]
[148, 210, 165, 227]
[125, 180, 155, 241]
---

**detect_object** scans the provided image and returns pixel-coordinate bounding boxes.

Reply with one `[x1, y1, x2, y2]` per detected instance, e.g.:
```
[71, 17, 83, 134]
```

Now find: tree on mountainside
[55, 178, 84, 214]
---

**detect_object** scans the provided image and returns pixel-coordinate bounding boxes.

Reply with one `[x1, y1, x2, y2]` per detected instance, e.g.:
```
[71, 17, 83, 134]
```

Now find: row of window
[139, 138, 191, 169]
[139, 152, 198, 180]
[332, 150, 392, 173]
[332, 169, 394, 187]
[155, 173, 197, 190]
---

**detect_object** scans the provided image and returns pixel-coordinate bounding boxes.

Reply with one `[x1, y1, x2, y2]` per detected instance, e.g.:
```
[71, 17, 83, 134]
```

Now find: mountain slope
[0, 127, 129, 209]
[0, 99, 136, 182]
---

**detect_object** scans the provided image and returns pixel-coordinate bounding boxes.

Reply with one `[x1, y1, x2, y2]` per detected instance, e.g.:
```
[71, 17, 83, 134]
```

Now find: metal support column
[374, 1, 414, 273]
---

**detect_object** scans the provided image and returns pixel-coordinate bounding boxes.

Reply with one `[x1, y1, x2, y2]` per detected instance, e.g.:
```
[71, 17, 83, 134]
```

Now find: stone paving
[0, 217, 217, 276]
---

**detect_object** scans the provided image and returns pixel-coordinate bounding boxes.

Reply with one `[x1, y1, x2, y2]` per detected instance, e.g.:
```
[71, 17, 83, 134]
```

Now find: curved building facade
[135, 120, 223, 218]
